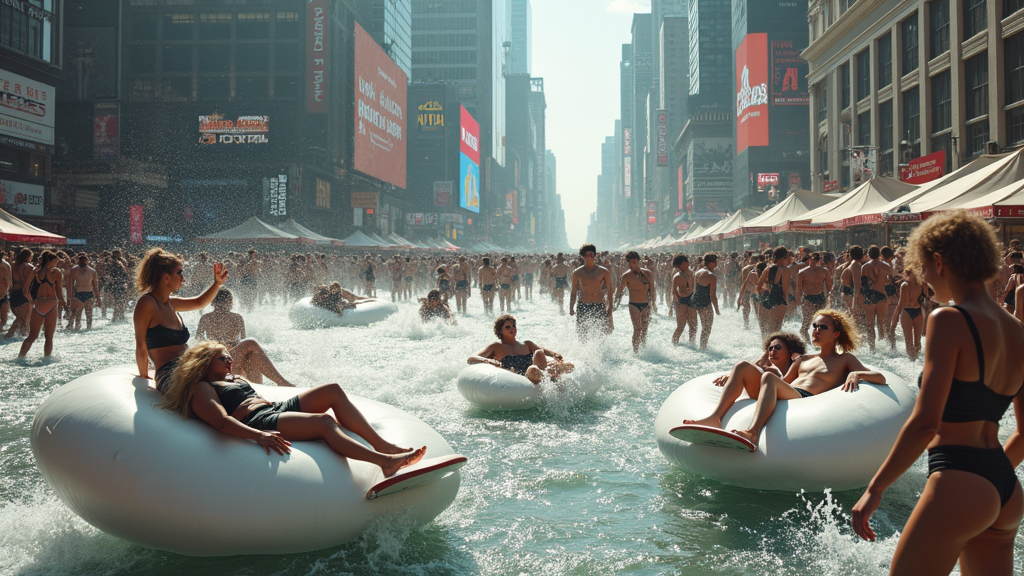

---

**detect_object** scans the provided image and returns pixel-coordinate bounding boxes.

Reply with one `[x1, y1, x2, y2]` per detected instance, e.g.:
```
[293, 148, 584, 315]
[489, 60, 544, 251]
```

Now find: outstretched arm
[172, 262, 227, 312]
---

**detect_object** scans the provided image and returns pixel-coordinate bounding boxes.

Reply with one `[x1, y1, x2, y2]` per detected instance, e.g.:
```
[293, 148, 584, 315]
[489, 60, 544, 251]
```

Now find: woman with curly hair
[852, 211, 1024, 575]
[684, 308, 885, 448]
[160, 342, 425, 476]
[132, 247, 294, 393]
[467, 314, 574, 385]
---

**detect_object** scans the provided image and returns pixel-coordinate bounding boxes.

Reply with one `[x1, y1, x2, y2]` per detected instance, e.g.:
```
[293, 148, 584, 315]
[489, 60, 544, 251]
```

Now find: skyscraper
[688, 0, 731, 108]
[371, 0, 413, 79]
[510, 0, 531, 75]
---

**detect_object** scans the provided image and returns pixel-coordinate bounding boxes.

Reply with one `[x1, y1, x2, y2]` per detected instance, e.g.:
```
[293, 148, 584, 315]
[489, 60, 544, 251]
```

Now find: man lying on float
[680, 309, 886, 450]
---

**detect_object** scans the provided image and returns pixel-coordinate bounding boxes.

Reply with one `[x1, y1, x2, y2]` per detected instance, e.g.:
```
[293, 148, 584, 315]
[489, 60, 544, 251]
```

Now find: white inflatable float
[31, 365, 465, 556]
[289, 297, 398, 328]
[654, 369, 916, 492]
[456, 363, 603, 411]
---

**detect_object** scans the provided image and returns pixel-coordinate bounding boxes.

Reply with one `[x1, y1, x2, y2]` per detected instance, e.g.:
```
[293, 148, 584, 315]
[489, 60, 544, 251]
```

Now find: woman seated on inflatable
[710, 331, 807, 387]
[468, 314, 575, 385]
[685, 309, 885, 447]
[311, 283, 373, 315]
[133, 248, 294, 393]
[160, 341, 425, 476]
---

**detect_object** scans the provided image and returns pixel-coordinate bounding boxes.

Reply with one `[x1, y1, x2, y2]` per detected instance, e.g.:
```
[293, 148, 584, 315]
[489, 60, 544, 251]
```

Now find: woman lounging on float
[710, 331, 807, 387]
[468, 314, 575, 385]
[160, 342, 426, 477]
[684, 309, 886, 447]
[133, 248, 294, 392]
[310, 283, 373, 316]
[852, 211, 1024, 576]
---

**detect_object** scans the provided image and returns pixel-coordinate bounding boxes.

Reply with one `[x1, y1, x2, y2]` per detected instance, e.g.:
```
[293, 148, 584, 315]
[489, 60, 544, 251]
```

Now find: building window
[964, 0, 986, 39]
[857, 111, 871, 146]
[879, 101, 894, 176]
[931, 71, 951, 132]
[903, 87, 920, 146]
[276, 12, 301, 38]
[133, 13, 158, 41]
[198, 44, 230, 73]
[931, 133, 953, 172]
[965, 53, 989, 121]
[274, 44, 300, 70]
[198, 76, 230, 101]
[840, 63, 851, 108]
[877, 34, 892, 89]
[237, 12, 270, 39]
[199, 13, 232, 40]
[901, 14, 918, 74]
[1007, 33, 1024, 106]
[1009, 108, 1024, 146]
[966, 120, 990, 156]
[818, 84, 828, 122]
[929, 0, 949, 59]
[856, 50, 870, 101]
[1008, 0, 1024, 17]
[131, 46, 157, 74]
[236, 45, 269, 72]
[162, 76, 192, 101]
[0, 2, 56, 62]
[163, 13, 194, 40]
[161, 45, 192, 72]
[236, 76, 268, 101]
[274, 76, 299, 99]
[316, 179, 331, 209]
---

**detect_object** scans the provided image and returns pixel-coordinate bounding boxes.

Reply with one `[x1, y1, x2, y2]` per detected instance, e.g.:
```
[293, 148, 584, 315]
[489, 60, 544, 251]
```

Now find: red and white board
[669, 424, 757, 452]
[366, 454, 468, 500]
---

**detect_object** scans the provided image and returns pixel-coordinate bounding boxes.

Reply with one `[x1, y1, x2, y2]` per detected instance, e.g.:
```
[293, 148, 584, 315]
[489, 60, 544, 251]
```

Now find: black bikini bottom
[904, 307, 922, 320]
[803, 293, 826, 305]
[863, 288, 887, 305]
[928, 445, 1018, 506]
[629, 302, 649, 312]
[677, 296, 692, 306]
[155, 358, 180, 394]
[241, 396, 303, 431]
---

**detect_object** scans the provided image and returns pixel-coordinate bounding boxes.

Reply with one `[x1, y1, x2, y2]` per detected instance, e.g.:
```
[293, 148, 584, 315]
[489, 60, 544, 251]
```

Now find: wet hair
[822, 251, 836, 263]
[867, 245, 881, 259]
[212, 287, 233, 307]
[672, 254, 688, 266]
[436, 265, 446, 275]
[16, 248, 32, 264]
[78, 253, 88, 266]
[756, 262, 767, 275]
[764, 332, 806, 357]
[160, 341, 226, 419]
[881, 246, 895, 259]
[810, 252, 821, 261]
[483, 257, 490, 266]
[38, 250, 58, 268]
[703, 253, 717, 265]
[814, 309, 860, 353]
[135, 247, 184, 294]
[730, 252, 739, 259]
[1011, 264, 1024, 275]
[493, 314, 516, 339]
[848, 245, 864, 260]
[1010, 252, 1023, 261]
[579, 243, 597, 257]
[772, 246, 788, 262]
[626, 251, 640, 261]
[904, 210, 1001, 283]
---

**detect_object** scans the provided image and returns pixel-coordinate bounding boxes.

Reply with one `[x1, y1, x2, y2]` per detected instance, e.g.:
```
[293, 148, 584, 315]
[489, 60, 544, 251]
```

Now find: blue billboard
[460, 151, 480, 213]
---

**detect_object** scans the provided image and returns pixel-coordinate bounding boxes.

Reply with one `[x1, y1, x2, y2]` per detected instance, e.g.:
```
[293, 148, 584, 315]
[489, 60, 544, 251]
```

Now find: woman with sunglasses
[133, 248, 294, 394]
[709, 331, 807, 391]
[852, 211, 1024, 575]
[468, 314, 573, 385]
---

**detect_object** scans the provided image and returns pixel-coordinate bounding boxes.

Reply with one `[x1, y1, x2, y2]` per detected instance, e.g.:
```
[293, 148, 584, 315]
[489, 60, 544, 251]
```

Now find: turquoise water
[1, 295, 1018, 575]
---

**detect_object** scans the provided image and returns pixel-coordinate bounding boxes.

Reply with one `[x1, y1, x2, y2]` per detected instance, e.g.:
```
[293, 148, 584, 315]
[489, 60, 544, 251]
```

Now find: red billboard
[647, 201, 658, 224]
[900, 150, 946, 184]
[736, 33, 769, 153]
[129, 205, 143, 245]
[656, 110, 669, 166]
[353, 22, 407, 189]
[306, 0, 328, 114]
[771, 40, 809, 106]
[460, 105, 481, 213]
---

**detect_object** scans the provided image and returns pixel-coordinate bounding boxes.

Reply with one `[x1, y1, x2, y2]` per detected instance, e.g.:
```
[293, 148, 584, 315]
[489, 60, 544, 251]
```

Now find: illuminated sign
[351, 192, 379, 209]
[306, 0, 329, 113]
[93, 102, 119, 160]
[899, 150, 946, 184]
[0, 178, 44, 216]
[269, 174, 287, 216]
[418, 100, 444, 130]
[130, 205, 143, 245]
[624, 160, 631, 198]
[623, 127, 632, 157]
[823, 180, 840, 193]
[771, 40, 809, 106]
[757, 173, 779, 187]
[648, 201, 657, 224]
[736, 33, 769, 153]
[353, 22, 407, 189]
[460, 105, 480, 213]
[199, 114, 269, 145]
[0, 68, 54, 146]
[656, 111, 669, 166]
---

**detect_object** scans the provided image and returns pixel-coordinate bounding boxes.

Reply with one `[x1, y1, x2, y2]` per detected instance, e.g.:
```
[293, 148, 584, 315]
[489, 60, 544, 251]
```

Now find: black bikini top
[30, 273, 54, 298]
[145, 296, 190, 349]
[928, 306, 1018, 423]
[210, 380, 261, 414]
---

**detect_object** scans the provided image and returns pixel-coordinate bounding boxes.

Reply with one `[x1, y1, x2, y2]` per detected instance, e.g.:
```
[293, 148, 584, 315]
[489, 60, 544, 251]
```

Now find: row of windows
[412, 50, 477, 65]
[412, 33, 477, 48]
[130, 11, 300, 41]
[0, 4, 55, 63]
[129, 75, 300, 103]
[130, 44, 301, 75]
[412, 67, 478, 81]
[411, 17, 476, 31]
[411, 1, 478, 15]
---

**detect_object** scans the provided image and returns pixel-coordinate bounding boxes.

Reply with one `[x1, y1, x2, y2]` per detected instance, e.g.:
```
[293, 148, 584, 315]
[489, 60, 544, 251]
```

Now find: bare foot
[380, 446, 427, 477]
[525, 365, 544, 385]
[731, 429, 759, 446]
[682, 415, 722, 428]
[374, 440, 415, 455]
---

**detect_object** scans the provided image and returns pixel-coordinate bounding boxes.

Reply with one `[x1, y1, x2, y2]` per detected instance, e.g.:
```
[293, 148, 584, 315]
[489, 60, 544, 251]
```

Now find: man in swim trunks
[452, 256, 472, 314]
[402, 257, 416, 302]
[795, 252, 832, 343]
[569, 244, 613, 339]
[671, 254, 697, 345]
[388, 255, 403, 303]
[550, 254, 572, 314]
[521, 256, 535, 301]
[478, 257, 497, 315]
[859, 245, 893, 351]
[684, 309, 886, 448]
[614, 250, 656, 353]
[67, 253, 100, 330]
[509, 256, 521, 303]
[497, 257, 514, 313]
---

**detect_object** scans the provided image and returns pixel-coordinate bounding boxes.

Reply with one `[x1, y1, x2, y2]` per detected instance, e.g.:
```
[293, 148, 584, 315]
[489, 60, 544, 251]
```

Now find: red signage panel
[823, 179, 840, 193]
[306, 0, 329, 114]
[899, 150, 946, 184]
[736, 33, 769, 153]
[656, 110, 669, 166]
[129, 205, 143, 245]
[353, 22, 407, 189]
[648, 201, 658, 224]
[460, 105, 480, 164]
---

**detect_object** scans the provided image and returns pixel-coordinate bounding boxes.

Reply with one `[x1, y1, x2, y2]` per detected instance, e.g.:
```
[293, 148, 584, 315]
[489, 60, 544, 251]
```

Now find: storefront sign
[0, 178, 44, 216]
[656, 111, 669, 166]
[199, 114, 269, 145]
[405, 212, 438, 227]
[899, 150, 946, 184]
[757, 173, 779, 187]
[129, 205, 143, 245]
[434, 181, 452, 207]
[93, 102, 119, 160]
[823, 179, 840, 193]
[351, 192, 378, 209]
[882, 212, 923, 222]
[306, 0, 329, 114]
[0, 68, 54, 146]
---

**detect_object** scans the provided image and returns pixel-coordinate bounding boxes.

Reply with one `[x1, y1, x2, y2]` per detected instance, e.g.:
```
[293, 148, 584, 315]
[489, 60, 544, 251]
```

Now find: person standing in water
[18, 250, 66, 358]
[890, 269, 927, 361]
[671, 254, 698, 345]
[690, 253, 720, 350]
[496, 257, 514, 313]
[795, 253, 831, 344]
[67, 253, 100, 331]
[614, 251, 656, 353]
[452, 256, 472, 314]
[550, 254, 571, 314]
[859, 245, 893, 351]
[852, 210, 1024, 576]
[756, 247, 792, 339]
[478, 257, 497, 315]
[569, 244, 613, 339]
[0, 250, 12, 333]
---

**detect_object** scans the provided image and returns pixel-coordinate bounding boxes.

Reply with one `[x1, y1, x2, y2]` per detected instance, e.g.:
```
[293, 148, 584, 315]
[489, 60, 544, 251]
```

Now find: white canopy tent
[0, 208, 66, 244]
[196, 217, 314, 244]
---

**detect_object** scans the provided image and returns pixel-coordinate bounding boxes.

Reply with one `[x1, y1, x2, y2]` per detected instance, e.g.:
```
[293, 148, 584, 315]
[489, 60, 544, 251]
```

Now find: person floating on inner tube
[683, 308, 886, 448]
[710, 331, 807, 388]
[467, 314, 574, 385]
[310, 283, 373, 316]
[419, 290, 456, 325]
[159, 341, 426, 477]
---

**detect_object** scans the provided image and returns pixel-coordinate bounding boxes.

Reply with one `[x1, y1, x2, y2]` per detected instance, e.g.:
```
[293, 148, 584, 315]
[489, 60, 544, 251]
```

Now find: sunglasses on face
[504, 323, 517, 329]
[811, 323, 830, 332]
[218, 354, 232, 363]
[767, 344, 784, 352]
[172, 270, 184, 277]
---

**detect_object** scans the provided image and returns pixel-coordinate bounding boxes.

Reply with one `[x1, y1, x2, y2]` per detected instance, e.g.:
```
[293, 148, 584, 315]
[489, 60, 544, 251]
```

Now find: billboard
[417, 100, 444, 131]
[434, 181, 452, 207]
[459, 105, 480, 213]
[93, 102, 119, 160]
[0, 68, 54, 146]
[353, 22, 408, 189]
[306, 0, 328, 114]
[735, 33, 769, 153]
[130, 205, 143, 245]
[771, 40, 809, 106]
[0, 178, 44, 216]
[656, 111, 669, 166]
[199, 114, 269, 145]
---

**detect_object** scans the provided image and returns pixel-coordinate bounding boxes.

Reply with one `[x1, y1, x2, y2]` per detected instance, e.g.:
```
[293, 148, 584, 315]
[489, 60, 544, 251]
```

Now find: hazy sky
[532, 0, 651, 248]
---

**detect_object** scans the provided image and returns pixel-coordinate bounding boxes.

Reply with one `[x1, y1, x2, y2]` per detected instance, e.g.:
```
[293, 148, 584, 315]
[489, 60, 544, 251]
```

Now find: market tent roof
[275, 219, 344, 246]
[938, 178, 1024, 216]
[366, 232, 397, 247]
[0, 208, 66, 244]
[676, 223, 708, 242]
[777, 177, 917, 231]
[196, 216, 314, 244]
[441, 239, 462, 251]
[731, 191, 835, 236]
[909, 148, 1024, 214]
[710, 207, 761, 236]
[873, 152, 1013, 216]
[338, 230, 388, 247]
[386, 233, 418, 248]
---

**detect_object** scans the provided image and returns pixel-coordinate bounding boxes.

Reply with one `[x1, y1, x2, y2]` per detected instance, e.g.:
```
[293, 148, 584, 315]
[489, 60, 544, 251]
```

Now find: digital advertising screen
[735, 33, 769, 153]
[771, 40, 809, 106]
[459, 105, 480, 213]
[353, 21, 408, 189]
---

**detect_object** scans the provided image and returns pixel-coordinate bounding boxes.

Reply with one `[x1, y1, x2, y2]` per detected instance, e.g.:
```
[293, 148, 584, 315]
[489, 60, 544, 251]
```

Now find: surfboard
[669, 424, 757, 452]
[366, 454, 468, 500]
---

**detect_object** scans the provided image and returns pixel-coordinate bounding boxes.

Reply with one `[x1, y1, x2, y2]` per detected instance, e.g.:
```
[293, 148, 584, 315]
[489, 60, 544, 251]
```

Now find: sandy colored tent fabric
[872, 153, 1013, 217]
[0, 208, 66, 244]
[908, 148, 1024, 214]
[366, 232, 396, 247]
[777, 178, 917, 231]
[676, 223, 708, 243]
[386, 233, 418, 248]
[197, 216, 313, 244]
[709, 207, 761, 237]
[937, 178, 1024, 217]
[338, 230, 388, 247]
[275, 219, 344, 246]
[730, 191, 835, 236]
